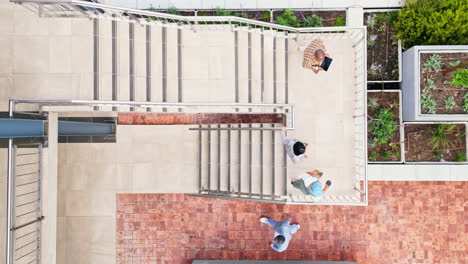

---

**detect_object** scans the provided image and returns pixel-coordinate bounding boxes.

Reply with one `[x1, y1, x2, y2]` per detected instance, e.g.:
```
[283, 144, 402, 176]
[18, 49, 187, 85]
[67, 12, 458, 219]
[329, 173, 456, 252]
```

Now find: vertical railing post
[6, 139, 16, 264]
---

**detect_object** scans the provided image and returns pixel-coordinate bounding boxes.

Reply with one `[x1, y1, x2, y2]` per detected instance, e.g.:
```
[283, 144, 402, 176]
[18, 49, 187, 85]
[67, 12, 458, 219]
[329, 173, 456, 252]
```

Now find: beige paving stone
[49, 18, 72, 36]
[13, 36, 49, 73]
[71, 35, 93, 73]
[13, 8, 50, 36]
[0, 3, 14, 36]
[49, 36, 72, 74]
[0, 37, 13, 74]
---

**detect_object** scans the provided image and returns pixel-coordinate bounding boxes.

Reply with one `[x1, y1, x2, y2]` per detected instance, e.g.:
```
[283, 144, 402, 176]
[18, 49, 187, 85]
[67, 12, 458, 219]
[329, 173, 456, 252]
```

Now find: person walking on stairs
[260, 217, 300, 252]
[291, 169, 332, 201]
[281, 126, 308, 164]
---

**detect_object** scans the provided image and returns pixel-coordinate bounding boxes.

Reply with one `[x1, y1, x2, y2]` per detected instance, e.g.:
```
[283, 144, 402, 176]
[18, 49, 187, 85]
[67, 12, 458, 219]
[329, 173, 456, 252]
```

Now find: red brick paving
[118, 113, 284, 125]
[116, 181, 467, 264]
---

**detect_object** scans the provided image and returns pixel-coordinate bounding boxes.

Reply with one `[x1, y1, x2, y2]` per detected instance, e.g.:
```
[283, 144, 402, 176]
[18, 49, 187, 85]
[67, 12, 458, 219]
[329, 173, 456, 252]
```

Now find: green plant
[434, 150, 444, 160]
[167, 6, 180, 15]
[380, 151, 391, 159]
[444, 96, 456, 110]
[421, 90, 437, 114]
[423, 54, 442, 72]
[368, 34, 378, 47]
[261, 11, 271, 20]
[464, 92, 468, 113]
[332, 15, 345, 26]
[374, 13, 385, 24]
[394, 0, 468, 48]
[276, 9, 300, 27]
[448, 60, 461, 67]
[450, 69, 468, 88]
[427, 78, 436, 90]
[366, 14, 377, 29]
[197, 11, 208, 16]
[454, 152, 467, 162]
[367, 97, 380, 109]
[303, 14, 322, 27]
[430, 124, 455, 150]
[233, 12, 248, 18]
[368, 108, 397, 145]
[369, 151, 377, 161]
[386, 12, 398, 26]
[215, 8, 231, 16]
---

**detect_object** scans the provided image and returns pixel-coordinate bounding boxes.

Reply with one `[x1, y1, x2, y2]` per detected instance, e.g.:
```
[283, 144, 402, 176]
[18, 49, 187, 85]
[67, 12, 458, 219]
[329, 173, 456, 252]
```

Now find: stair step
[165, 24, 179, 109]
[133, 23, 147, 102]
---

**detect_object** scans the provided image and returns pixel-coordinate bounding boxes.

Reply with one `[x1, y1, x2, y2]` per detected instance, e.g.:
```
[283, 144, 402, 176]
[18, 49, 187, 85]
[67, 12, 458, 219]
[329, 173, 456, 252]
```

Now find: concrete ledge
[193, 261, 357, 264]
[368, 164, 468, 181]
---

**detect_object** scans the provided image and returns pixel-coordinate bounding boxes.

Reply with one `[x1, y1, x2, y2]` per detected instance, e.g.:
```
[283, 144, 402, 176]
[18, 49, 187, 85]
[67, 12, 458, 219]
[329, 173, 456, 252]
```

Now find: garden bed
[420, 52, 468, 115]
[364, 11, 400, 81]
[404, 123, 467, 162]
[367, 91, 402, 162]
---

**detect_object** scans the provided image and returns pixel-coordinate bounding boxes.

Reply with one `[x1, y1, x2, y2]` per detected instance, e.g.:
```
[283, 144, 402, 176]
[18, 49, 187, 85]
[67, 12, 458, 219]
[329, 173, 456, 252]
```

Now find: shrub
[167, 6, 180, 15]
[368, 35, 378, 47]
[276, 9, 300, 27]
[454, 152, 467, 162]
[444, 96, 456, 110]
[421, 90, 436, 114]
[366, 14, 377, 29]
[367, 97, 380, 109]
[369, 152, 377, 161]
[434, 150, 444, 160]
[261, 11, 271, 21]
[332, 16, 346, 26]
[215, 8, 231, 16]
[464, 92, 468, 113]
[423, 54, 442, 72]
[233, 12, 248, 18]
[427, 78, 436, 90]
[303, 14, 322, 27]
[449, 60, 461, 67]
[394, 0, 468, 48]
[380, 151, 391, 159]
[368, 108, 397, 145]
[450, 69, 468, 88]
[430, 124, 455, 150]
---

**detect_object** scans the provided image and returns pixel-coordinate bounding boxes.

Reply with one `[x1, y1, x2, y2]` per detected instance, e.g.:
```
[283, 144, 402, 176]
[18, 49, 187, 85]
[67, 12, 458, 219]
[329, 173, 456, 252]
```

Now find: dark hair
[275, 235, 286, 245]
[293, 142, 306, 156]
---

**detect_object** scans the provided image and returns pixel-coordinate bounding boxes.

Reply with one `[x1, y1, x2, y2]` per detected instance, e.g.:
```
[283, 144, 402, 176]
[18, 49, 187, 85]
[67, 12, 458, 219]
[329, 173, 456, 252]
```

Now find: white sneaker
[260, 217, 268, 224]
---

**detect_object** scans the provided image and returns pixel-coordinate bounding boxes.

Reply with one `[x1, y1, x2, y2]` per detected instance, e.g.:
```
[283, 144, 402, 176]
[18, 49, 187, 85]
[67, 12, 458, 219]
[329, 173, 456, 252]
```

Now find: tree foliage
[394, 0, 468, 48]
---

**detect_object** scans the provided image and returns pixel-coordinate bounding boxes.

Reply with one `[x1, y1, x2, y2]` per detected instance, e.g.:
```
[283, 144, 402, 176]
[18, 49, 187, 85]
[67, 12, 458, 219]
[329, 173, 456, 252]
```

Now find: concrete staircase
[92, 19, 291, 201]
[93, 22, 289, 112]
[198, 124, 288, 202]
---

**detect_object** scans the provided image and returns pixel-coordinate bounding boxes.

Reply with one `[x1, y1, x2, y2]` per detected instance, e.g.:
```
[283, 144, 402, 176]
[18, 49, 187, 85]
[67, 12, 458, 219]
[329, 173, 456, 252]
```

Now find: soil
[404, 124, 466, 162]
[367, 92, 401, 161]
[420, 52, 468, 115]
[367, 83, 400, 90]
[364, 12, 399, 81]
[272, 10, 346, 27]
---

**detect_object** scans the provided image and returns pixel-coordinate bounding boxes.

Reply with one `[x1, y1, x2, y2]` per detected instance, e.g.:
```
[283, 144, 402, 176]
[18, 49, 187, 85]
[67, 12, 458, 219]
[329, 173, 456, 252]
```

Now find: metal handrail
[9, 98, 296, 129]
[12, 0, 365, 37]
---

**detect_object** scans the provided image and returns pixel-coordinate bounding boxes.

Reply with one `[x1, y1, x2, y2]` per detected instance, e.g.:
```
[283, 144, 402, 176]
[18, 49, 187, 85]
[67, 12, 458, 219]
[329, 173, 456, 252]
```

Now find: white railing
[6, 140, 44, 264]
[10, 0, 368, 205]
[12, 0, 365, 38]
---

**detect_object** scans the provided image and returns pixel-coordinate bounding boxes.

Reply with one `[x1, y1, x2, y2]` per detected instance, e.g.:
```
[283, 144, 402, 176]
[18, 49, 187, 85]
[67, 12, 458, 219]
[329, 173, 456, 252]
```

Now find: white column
[41, 112, 58, 264]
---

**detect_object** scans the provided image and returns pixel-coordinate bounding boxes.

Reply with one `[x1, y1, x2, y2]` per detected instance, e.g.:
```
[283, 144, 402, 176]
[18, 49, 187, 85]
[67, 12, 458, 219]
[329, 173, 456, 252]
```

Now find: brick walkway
[118, 113, 284, 125]
[116, 181, 467, 264]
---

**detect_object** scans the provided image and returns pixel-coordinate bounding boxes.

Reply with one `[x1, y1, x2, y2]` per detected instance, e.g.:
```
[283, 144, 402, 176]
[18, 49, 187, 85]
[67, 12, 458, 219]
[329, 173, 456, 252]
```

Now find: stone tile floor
[116, 181, 467, 264]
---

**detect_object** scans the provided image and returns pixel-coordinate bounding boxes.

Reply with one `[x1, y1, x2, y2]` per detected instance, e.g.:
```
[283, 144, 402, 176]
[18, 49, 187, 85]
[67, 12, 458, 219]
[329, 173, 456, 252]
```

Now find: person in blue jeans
[260, 217, 300, 252]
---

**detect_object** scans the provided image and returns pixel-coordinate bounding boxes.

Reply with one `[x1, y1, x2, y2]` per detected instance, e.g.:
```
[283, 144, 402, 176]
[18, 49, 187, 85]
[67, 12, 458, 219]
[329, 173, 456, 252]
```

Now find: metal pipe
[6, 138, 15, 264]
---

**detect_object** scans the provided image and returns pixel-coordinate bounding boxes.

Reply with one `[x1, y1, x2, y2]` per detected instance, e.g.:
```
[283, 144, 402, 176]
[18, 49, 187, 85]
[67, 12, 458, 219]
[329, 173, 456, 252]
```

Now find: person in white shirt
[259, 217, 300, 252]
[281, 126, 308, 164]
[291, 169, 331, 202]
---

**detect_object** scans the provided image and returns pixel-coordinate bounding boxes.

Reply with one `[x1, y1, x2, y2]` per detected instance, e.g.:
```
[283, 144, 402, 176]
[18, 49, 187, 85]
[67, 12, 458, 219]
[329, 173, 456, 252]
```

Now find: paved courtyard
[116, 181, 467, 264]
